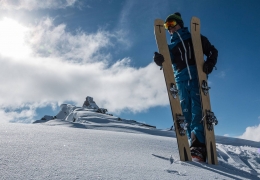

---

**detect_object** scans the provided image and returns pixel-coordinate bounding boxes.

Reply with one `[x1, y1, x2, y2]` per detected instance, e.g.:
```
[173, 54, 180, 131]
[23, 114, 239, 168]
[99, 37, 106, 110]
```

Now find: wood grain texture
[154, 19, 191, 161]
[190, 17, 218, 165]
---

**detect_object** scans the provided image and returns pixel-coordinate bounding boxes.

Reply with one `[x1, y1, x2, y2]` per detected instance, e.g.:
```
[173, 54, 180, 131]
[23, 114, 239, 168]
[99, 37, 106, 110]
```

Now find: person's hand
[153, 52, 164, 66]
[203, 61, 215, 74]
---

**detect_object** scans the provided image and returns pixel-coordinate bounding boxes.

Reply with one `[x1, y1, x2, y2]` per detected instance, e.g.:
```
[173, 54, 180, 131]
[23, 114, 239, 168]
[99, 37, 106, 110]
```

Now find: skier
[153, 12, 218, 162]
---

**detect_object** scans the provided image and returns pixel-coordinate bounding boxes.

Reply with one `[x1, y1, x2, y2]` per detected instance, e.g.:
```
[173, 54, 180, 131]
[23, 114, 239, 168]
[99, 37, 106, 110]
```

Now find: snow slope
[1, 108, 260, 179]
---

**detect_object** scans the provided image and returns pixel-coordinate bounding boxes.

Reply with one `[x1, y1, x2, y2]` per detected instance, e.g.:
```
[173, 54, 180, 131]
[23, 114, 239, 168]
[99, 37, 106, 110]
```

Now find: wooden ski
[154, 19, 191, 161]
[190, 17, 218, 165]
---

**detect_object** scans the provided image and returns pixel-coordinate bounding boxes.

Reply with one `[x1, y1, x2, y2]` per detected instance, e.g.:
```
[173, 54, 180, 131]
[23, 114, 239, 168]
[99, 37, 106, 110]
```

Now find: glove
[203, 61, 215, 74]
[153, 52, 164, 66]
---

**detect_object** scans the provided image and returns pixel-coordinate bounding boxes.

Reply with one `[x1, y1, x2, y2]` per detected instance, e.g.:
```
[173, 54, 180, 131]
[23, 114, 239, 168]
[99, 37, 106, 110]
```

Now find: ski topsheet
[154, 19, 191, 161]
[190, 17, 218, 165]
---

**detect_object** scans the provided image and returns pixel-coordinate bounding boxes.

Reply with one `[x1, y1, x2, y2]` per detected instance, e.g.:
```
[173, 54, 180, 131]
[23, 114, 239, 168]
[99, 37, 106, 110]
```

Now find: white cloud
[1, 106, 36, 123]
[0, 0, 77, 10]
[0, 18, 32, 58]
[28, 17, 113, 63]
[112, 0, 136, 50]
[0, 17, 168, 123]
[238, 124, 260, 142]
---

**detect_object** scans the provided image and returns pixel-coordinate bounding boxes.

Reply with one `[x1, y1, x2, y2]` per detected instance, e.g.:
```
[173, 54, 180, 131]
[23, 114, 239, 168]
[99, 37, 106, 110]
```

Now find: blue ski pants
[176, 78, 205, 144]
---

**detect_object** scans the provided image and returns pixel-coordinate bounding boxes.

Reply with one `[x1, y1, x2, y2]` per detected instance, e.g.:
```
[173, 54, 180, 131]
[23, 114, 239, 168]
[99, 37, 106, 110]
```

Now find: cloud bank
[0, 17, 167, 123]
[238, 124, 260, 142]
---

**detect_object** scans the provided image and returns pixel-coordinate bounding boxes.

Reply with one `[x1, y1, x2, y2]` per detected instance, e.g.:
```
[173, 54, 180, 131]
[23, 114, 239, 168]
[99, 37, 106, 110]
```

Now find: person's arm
[201, 35, 218, 74]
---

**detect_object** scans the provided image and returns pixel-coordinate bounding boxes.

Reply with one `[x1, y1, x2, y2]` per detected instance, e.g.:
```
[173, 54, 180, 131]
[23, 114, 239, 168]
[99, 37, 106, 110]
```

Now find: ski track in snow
[1, 108, 260, 179]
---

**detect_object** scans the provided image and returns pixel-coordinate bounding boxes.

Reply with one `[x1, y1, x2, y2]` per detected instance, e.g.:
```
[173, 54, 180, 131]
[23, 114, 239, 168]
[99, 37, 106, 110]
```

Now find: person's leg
[177, 81, 192, 141]
[189, 78, 205, 145]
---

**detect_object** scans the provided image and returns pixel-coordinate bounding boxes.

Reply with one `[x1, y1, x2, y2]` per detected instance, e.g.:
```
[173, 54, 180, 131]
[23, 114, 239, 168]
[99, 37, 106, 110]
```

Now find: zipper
[176, 31, 192, 80]
[188, 42, 191, 59]
[178, 47, 184, 61]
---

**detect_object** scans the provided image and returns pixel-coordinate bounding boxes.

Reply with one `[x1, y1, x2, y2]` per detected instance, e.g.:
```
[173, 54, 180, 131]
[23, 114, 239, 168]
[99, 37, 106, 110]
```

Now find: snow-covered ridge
[35, 102, 156, 130]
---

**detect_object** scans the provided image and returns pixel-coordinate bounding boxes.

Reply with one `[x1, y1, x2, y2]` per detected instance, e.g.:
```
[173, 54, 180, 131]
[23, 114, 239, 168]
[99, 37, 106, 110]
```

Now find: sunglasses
[164, 21, 177, 30]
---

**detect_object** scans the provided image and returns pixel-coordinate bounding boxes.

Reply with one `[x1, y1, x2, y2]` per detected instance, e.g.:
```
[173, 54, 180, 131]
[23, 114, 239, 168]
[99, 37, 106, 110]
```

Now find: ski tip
[191, 16, 199, 20]
[154, 19, 164, 25]
[191, 16, 200, 23]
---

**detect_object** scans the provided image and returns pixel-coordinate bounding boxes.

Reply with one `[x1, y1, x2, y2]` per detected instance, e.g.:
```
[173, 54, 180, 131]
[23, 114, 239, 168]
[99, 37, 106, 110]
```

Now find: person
[153, 12, 218, 162]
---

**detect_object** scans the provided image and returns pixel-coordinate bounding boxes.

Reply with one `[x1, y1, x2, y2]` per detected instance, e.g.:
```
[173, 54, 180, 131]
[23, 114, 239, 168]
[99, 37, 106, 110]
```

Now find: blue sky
[0, 0, 260, 140]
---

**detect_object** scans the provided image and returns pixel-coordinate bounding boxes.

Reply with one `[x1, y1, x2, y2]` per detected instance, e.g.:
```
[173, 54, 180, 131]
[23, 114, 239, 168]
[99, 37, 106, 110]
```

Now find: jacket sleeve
[201, 35, 218, 66]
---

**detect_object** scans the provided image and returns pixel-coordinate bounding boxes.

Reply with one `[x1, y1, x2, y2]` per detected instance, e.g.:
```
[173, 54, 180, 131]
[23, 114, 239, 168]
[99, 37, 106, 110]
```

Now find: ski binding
[205, 110, 218, 131]
[170, 83, 178, 99]
[176, 115, 187, 136]
[201, 80, 210, 95]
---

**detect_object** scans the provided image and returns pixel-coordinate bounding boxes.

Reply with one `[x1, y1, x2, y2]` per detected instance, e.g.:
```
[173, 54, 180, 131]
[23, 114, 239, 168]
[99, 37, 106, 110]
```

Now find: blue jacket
[168, 27, 218, 82]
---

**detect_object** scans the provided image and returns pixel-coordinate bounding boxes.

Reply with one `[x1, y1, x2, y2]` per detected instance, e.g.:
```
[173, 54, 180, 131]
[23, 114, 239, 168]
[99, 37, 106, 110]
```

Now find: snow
[1, 105, 260, 179]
